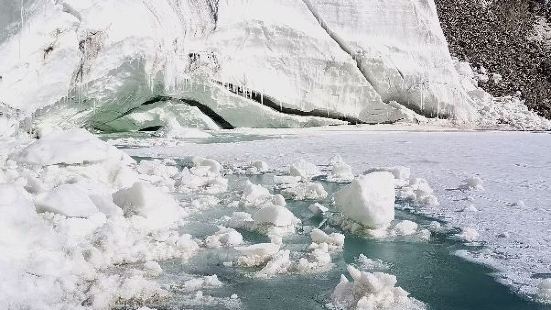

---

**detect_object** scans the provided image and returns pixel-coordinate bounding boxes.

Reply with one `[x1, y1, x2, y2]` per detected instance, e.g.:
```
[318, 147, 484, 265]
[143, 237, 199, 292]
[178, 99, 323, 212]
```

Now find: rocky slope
[435, 0, 551, 118]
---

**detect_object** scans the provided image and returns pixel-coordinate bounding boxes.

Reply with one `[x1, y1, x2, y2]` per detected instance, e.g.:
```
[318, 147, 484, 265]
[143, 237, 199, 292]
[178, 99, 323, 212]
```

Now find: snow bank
[335, 172, 395, 229]
[330, 265, 425, 310]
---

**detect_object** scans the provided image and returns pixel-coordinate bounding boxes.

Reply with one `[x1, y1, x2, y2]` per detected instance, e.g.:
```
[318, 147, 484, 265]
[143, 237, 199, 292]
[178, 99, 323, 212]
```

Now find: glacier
[0, 0, 483, 133]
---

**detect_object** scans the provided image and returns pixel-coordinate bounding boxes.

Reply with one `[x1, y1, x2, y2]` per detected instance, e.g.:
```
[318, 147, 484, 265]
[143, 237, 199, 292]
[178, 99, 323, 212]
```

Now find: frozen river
[111, 127, 551, 308]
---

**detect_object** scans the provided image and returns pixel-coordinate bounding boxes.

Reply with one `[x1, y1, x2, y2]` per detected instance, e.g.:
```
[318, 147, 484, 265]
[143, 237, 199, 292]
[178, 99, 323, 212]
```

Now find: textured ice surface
[125, 127, 551, 302]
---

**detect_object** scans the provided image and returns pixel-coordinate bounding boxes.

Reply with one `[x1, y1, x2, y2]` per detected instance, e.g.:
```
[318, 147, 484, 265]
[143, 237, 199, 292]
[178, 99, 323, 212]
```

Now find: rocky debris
[435, 0, 551, 118]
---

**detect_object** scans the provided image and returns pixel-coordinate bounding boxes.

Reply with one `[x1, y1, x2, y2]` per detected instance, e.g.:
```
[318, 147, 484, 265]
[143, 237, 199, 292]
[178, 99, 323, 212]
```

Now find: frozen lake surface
[110, 127, 551, 308]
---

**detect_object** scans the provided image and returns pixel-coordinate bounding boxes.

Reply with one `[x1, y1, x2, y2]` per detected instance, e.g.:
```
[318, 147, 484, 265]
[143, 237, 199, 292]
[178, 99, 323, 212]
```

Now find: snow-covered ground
[121, 126, 551, 301]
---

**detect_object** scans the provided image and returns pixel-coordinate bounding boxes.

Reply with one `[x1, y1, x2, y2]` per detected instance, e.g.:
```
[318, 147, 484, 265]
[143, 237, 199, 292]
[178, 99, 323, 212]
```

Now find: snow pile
[0, 129, 204, 309]
[459, 176, 485, 191]
[335, 172, 395, 229]
[455, 227, 480, 242]
[397, 177, 439, 207]
[330, 265, 425, 310]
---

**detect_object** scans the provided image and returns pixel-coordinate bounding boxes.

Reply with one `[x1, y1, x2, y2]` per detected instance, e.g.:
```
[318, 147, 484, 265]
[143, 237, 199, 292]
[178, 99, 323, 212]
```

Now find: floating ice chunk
[192, 157, 223, 176]
[144, 261, 163, 277]
[113, 182, 182, 230]
[456, 227, 480, 242]
[183, 275, 223, 292]
[537, 279, 551, 303]
[327, 161, 355, 183]
[177, 167, 228, 194]
[241, 180, 272, 207]
[205, 227, 244, 248]
[459, 176, 485, 191]
[246, 160, 269, 174]
[308, 202, 329, 215]
[335, 172, 395, 229]
[16, 129, 133, 166]
[289, 159, 321, 180]
[391, 220, 419, 236]
[236, 243, 281, 267]
[310, 229, 345, 248]
[356, 254, 389, 271]
[296, 242, 333, 272]
[137, 159, 179, 189]
[36, 184, 99, 217]
[257, 250, 291, 278]
[331, 266, 425, 310]
[253, 205, 301, 227]
[281, 182, 328, 201]
[397, 177, 439, 207]
[226, 212, 255, 230]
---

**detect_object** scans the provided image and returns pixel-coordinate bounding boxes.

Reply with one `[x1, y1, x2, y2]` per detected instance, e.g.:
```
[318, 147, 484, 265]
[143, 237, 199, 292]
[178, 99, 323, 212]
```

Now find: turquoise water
[120, 160, 550, 310]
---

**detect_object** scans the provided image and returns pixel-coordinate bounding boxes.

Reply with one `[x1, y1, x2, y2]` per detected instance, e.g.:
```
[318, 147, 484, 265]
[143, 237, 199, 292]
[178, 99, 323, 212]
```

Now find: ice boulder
[36, 184, 99, 217]
[16, 129, 133, 166]
[289, 159, 321, 180]
[310, 228, 345, 248]
[335, 172, 395, 229]
[205, 227, 244, 248]
[253, 205, 301, 227]
[236, 243, 281, 267]
[331, 265, 425, 310]
[112, 182, 182, 229]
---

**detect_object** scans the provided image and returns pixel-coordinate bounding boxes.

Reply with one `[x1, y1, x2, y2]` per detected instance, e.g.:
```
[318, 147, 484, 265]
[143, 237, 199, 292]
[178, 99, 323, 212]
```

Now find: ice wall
[0, 0, 477, 131]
